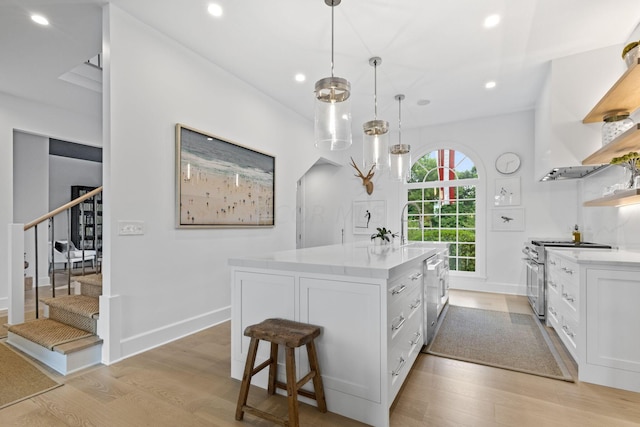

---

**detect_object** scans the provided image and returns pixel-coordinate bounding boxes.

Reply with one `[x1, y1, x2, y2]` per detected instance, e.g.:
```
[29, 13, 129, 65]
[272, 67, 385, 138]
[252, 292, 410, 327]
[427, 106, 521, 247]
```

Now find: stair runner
[8, 274, 102, 354]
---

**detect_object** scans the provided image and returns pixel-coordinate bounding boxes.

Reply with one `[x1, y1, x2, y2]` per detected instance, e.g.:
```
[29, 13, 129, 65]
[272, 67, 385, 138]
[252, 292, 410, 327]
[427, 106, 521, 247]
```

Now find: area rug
[424, 305, 573, 381]
[0, 342, 62, 409]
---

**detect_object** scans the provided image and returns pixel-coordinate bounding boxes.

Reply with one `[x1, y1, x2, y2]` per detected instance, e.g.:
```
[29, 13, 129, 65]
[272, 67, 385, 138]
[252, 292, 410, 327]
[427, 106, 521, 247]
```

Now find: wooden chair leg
[307, 340, 327, 413]
[267, 342, 278, 395]
[285, 347, 300, 427]
[235, 337, 260, 421]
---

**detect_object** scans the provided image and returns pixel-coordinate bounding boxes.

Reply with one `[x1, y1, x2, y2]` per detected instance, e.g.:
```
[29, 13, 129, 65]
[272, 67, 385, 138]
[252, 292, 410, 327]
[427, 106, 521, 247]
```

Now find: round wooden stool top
[243, 318, 321, 348]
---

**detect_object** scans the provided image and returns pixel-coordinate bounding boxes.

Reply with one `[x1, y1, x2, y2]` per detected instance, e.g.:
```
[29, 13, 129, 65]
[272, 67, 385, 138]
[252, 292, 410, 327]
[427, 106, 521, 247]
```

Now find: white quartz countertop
[228, 241, 438, 279]
[546, 247, 640, 266]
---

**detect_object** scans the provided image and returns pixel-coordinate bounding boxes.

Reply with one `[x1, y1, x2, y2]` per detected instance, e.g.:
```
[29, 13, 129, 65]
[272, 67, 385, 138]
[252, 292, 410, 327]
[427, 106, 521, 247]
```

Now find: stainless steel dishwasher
[424, 255, 442, 346]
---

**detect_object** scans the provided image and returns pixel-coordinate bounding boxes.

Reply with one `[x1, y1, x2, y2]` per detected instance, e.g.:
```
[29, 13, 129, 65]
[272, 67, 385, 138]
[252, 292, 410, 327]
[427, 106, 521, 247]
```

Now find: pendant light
[314, 0, 352, 151]
[363, 57, 389, 171]
[390, 94, 410, 181]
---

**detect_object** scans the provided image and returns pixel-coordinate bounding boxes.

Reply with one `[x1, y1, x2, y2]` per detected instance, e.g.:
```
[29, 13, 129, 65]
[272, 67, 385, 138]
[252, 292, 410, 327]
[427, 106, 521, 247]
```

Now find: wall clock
[495, 152, 521, 175]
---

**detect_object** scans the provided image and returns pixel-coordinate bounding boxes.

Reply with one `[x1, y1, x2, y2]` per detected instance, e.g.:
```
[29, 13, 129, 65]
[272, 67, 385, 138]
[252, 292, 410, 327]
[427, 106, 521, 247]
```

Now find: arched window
[407, 149, 478, 272]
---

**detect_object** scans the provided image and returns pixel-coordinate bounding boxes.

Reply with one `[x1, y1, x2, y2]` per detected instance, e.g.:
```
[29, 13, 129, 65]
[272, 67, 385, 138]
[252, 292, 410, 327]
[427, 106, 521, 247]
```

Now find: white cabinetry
[583, 268, 640, 392]
[545, 253, 579, 361]
[230, 248, 431, 427]
[545, 249, 640, 393]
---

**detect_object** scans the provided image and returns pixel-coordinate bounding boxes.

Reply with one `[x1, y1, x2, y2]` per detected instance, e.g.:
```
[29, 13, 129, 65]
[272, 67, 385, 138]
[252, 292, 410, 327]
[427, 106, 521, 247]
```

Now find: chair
[48, 240, 96, 269]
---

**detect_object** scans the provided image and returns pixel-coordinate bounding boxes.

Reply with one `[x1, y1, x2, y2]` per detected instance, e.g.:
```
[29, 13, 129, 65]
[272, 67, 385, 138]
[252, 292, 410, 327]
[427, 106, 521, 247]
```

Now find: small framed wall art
[353, 200, 386, 235]
[491, 208, 525, 231]
[176, 124, 275, 228]
[494, 177, 521, 206]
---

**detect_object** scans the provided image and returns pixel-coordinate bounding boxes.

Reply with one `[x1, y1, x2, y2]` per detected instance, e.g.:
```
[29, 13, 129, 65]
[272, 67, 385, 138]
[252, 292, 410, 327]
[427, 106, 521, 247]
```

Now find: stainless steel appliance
[522, 240, 611, 319]
[424, 255, 442, 345]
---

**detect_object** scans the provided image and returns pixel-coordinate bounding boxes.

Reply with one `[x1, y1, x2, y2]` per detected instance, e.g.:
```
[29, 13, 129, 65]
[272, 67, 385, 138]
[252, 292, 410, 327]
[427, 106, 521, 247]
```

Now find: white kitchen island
[229, 242, 437, 427]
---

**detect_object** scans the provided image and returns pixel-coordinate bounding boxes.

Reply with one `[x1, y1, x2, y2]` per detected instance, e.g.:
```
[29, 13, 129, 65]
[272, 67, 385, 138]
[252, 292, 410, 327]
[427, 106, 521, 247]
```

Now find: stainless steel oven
[522, 240, 611, 320]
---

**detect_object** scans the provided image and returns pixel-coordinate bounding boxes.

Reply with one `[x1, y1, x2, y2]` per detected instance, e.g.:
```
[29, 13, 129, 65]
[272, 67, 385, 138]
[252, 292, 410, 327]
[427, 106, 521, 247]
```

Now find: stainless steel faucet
[400, 201, 421, 245]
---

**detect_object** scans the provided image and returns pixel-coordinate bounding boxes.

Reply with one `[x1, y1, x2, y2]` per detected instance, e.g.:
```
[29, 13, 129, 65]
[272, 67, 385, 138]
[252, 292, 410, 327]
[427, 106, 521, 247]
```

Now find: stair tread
[8, 319, 94, 351]
[74, 273, 102, 287]
[53, 335, 103, 355]
[40, 295, 99, 318]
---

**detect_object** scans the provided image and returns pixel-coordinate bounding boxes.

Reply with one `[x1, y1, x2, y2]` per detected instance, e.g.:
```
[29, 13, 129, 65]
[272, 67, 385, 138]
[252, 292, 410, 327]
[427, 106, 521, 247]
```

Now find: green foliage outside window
[406, 150, 478, 272]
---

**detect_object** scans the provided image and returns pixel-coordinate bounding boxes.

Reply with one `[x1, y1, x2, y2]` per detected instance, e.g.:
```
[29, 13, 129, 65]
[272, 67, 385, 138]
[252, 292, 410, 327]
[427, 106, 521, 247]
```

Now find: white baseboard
[115, 305, 231, 364]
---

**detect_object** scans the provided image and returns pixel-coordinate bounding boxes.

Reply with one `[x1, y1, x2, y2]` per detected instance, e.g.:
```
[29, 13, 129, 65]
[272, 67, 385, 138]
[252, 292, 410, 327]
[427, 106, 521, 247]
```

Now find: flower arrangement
[610, 151, 640, 188]
[371, 227, 398, 243]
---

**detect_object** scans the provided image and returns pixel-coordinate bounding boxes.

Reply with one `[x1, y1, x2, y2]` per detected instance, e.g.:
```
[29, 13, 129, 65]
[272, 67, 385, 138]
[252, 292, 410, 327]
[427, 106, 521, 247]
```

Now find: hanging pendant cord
[330, 4, 335, 78]
[373, 60, 378, 119]
[398, 97, 402, 144]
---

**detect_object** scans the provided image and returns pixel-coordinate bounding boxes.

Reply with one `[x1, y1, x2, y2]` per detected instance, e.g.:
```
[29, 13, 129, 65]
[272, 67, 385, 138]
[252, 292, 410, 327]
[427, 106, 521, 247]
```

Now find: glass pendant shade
[363, 120, 389, 171]
[314, 0, 352, 151]
[315, 76, 352, 150]
[390, 143, 411, 181]
[390, 94, 410, 181]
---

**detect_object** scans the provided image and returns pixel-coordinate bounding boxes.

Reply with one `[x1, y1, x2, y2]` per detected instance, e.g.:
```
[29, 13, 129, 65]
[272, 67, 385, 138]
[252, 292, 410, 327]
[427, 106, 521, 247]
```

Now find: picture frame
[353, 200, 386, 235]
[176, 124, 275, 228]
[491, 208, 525, 231]
[494, 177, 521, 206]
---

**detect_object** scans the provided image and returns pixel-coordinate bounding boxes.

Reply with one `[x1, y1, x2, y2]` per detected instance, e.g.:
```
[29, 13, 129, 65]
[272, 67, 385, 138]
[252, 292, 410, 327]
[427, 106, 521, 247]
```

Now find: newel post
[8, 223, 25, 325]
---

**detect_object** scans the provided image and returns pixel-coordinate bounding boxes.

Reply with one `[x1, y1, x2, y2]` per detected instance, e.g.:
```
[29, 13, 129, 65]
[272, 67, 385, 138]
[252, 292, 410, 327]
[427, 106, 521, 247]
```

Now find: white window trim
[404, 145, 486, 279]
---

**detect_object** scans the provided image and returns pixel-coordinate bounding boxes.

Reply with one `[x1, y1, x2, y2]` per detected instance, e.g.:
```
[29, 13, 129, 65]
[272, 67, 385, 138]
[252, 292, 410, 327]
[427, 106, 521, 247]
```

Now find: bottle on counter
[572, 224, 581, 243]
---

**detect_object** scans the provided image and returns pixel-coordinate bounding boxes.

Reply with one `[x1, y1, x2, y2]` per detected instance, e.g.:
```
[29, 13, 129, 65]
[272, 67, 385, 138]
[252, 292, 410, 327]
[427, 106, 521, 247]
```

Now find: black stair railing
[23, 186, 102, 318]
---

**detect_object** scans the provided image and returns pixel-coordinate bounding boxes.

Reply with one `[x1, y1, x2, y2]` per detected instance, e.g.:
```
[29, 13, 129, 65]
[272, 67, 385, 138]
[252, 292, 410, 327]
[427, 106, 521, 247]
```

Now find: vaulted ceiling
[3, 0, 640, 130]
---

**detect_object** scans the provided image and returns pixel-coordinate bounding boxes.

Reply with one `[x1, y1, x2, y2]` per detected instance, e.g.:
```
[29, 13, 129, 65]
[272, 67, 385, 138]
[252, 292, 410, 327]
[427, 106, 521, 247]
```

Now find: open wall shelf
[584, 188, 640, 207]
[583, 58, 640, 123]
[582, 124, 640, 165]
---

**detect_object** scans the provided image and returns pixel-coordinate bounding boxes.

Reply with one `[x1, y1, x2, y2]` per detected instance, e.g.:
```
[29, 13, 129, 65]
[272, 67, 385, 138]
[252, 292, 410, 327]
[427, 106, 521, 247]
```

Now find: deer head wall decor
[350, 157, 376, 195]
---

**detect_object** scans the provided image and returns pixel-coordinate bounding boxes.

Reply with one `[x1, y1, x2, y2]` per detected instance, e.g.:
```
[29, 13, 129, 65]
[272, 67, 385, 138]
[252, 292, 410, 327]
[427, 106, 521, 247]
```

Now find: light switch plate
[118, 220, 145, 236]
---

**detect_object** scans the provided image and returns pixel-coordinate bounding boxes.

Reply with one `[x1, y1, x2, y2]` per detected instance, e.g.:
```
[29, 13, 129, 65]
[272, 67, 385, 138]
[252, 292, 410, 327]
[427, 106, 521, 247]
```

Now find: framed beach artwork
[176, 124, 275, 228]
[353, 200, 386, 235]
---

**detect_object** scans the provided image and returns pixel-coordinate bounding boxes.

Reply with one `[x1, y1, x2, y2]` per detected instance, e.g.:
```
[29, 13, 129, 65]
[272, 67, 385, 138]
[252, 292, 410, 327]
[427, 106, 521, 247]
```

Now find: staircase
[7, 274, 103, 375]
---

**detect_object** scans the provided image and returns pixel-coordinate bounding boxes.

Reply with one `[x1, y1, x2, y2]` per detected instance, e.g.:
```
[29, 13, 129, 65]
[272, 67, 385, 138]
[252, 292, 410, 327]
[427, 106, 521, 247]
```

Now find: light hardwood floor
[1, 290, 640, 426]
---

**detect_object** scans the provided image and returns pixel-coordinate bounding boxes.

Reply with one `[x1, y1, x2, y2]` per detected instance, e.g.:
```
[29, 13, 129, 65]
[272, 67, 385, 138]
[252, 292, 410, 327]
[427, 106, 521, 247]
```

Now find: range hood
[540, 164, 610, 181]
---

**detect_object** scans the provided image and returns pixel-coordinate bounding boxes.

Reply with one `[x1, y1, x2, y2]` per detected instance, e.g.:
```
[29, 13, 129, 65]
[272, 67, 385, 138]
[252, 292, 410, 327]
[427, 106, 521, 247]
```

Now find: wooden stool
[235, 318, 327, 427]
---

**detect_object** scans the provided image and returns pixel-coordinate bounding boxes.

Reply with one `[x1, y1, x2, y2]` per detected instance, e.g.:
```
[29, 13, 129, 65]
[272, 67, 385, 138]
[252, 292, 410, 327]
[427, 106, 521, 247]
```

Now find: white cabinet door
[232, 271, 296, 380]
[585, 268, 640, 373]
[299, 277, 382, 403]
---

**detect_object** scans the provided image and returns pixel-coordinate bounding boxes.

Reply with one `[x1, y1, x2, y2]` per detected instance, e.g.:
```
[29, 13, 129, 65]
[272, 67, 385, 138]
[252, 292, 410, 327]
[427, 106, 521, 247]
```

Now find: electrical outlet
[118, 220, 145, 236]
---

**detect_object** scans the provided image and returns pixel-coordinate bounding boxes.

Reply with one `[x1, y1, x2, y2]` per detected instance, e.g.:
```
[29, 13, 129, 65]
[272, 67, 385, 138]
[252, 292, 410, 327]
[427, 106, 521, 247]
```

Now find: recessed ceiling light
[295, 73, 306, 83]
[485, 81, 497, 89]
[417, 99, 430, 106]
[31, 14, 49, 26]
[207, 4, 223, 17]
[484, 14, 500, 28]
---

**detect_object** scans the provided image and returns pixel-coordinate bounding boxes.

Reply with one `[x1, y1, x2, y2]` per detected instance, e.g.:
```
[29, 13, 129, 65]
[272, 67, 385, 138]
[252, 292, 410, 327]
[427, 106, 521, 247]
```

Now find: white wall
[13, 131, 49, 284]
[100, 5, 321, 362]
[0, 92, 101, 312]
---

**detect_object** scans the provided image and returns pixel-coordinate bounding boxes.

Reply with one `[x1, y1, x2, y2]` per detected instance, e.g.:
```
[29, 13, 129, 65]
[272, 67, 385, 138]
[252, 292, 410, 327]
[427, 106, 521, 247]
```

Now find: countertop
[228, 241, 438, 279]
[546, 247, 640, 267]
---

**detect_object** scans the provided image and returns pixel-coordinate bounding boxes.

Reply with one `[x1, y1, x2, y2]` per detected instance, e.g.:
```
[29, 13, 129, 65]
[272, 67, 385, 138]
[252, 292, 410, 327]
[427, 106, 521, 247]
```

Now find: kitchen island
[229, 242, 437, 427]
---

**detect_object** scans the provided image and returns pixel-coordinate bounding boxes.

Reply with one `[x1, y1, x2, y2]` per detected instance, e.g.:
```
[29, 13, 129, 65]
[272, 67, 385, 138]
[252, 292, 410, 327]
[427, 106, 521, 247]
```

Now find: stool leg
[267, 342, 278, 395]
[307, 340, 327, 413]
[285, 346, 300, 427]
[235, 337, 259, 421]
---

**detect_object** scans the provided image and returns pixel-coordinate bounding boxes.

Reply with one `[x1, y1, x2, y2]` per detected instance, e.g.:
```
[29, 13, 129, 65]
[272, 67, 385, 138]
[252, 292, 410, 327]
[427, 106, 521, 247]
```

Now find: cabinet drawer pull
[549, 259, 556, 265]
[562, 267, 574, 275]
[562, 325, 576, 338]
[390, 284, 406, 295]
[391, 356, 406, 377]
[548, 306, 557, 316]
[549, 280, 557, 289]
[410, 273, 423, 281]
[562, 292, 575, 303]
[409, 331, 422, 346]
[409, 299, 421, 310]
[391, 315, 406, 332]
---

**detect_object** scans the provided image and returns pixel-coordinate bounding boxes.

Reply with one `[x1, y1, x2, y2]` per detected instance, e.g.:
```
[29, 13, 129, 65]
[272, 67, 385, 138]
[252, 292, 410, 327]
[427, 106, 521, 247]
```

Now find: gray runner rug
[424, 305, 573, 381]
